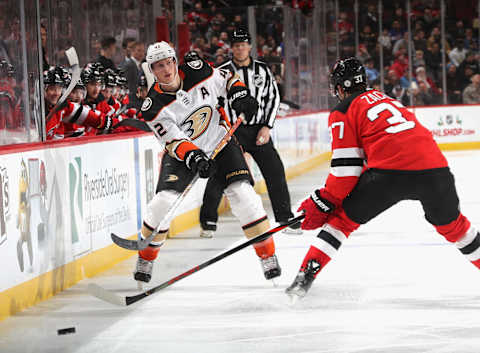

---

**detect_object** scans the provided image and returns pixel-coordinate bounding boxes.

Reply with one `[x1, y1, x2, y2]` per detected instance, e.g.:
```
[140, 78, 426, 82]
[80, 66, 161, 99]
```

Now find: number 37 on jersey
[329, 91, 416, 142]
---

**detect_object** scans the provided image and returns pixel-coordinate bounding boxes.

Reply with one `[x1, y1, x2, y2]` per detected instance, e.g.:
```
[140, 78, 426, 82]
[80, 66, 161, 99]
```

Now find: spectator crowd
[335, 0, 480, 106]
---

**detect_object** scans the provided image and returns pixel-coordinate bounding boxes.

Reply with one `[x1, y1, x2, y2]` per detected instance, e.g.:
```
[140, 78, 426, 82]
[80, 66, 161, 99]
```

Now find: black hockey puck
[57, 327, 76, 335]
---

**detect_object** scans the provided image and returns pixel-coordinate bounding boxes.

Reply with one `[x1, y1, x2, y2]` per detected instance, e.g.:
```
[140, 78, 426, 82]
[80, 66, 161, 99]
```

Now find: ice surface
[1, 150, 480, 353]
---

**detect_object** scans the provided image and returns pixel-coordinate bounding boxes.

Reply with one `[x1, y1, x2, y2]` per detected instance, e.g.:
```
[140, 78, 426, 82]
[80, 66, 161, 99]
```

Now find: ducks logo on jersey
[141, 97, 153, 111]
[181, 105, 212, 140]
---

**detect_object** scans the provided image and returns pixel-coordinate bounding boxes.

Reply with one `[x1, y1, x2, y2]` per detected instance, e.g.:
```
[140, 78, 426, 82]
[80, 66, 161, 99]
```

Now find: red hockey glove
[297, 188, 341, 230]
[57, 100, 74, 116]
[125, 108, 137, 118]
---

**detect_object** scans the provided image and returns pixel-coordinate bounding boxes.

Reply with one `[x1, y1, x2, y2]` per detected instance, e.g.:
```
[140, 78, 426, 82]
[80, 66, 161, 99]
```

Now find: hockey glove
[184, 149, 216, 178]
[99, 114, 114, 133]
[55, 100, 75, 120]
[297, 188, 341, 230]
[228, 85, 258, 123]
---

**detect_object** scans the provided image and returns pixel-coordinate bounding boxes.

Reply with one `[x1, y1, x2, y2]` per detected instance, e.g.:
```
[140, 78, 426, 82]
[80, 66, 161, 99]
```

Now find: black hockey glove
[184, 149, 216, 178]
[100, 115, 114, 133]
[228, 85, 258, 123]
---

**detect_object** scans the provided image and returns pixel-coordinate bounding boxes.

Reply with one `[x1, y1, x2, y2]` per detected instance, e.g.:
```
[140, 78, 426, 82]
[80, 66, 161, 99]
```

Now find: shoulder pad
[141, 85, 176, 121]
[179, 61, 213, 91]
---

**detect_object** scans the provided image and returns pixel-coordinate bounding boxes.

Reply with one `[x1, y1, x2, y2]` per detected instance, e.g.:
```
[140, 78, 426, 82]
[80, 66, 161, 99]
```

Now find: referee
[199, 28, 300, 238]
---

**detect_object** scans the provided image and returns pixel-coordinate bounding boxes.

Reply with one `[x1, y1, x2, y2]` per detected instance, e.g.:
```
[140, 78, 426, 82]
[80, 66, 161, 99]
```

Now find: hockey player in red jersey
[286, 57, 479, 299]
[44, 66, 115, 140]
[133, 41, 281, 284]
[0, 60, 22, 130]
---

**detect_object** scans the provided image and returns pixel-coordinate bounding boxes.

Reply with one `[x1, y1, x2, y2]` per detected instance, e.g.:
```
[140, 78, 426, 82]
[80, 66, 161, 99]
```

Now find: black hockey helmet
[0, 60, 15, 78]
[103, 68, 117, 87]
[115, 69, 128, 88]
[231, 28, 251, 44]
[81, 62, 104, 84]
[329, 57, 367, 98]
[43, 66, 67, 87]
[75, 78, 86, 90]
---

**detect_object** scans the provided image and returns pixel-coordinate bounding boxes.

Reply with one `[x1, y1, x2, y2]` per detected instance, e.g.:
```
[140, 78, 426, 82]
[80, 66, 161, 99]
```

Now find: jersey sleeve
[213, 67, 246, 97]
[141, 87, 200, 161]
[147, 109, 199, 161]
[324, 109, 365, 201]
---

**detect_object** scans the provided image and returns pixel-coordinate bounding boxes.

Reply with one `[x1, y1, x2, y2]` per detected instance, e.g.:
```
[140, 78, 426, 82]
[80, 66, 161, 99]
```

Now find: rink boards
[1, 104, 480, 320]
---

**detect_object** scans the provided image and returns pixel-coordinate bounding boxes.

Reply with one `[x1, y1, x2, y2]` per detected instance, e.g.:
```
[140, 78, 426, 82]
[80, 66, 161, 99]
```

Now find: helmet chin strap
[156, 64, 180, 89]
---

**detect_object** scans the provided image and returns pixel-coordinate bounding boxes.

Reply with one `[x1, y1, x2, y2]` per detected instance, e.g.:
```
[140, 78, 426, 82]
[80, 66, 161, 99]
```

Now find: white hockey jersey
[140, 59, 243, 161]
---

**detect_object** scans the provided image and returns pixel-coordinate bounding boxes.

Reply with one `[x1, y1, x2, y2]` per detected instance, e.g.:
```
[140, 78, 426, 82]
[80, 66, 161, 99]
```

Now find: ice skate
[281, 218, 303, 235]
[260, 254, 281, 280]
[134, 256, 154, 283]
[199, 229, 214, 238]
[285, 259, 321, 300]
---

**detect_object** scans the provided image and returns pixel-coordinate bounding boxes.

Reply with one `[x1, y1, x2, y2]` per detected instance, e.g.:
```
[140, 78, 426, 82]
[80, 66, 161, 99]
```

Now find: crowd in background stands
[178, 0, 480, 106]
[334, 0, 480, 105]
[2, 0, 480, 140]
[179, 1, 286, 98]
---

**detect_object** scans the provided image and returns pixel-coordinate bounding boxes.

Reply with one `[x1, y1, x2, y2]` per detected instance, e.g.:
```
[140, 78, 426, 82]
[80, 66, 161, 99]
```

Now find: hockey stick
[45, 47, 80, 123]
[88, 214, 304, 306]
[112, 118, 151, 132]
[111, 114, 244, 251]
[281, 99, 300, 110]
[141, 62, 155, 90]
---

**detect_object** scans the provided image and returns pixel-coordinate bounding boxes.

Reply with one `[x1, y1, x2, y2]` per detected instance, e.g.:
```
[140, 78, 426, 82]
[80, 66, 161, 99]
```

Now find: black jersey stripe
[69, 105, 84, 123]
[317, 230, 342, 250]
[331, 158, 364, 167]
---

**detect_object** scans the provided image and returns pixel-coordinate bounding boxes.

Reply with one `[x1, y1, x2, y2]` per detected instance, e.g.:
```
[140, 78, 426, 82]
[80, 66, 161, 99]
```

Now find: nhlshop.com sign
[431, 127, 476, 137]
[413, 105, 480, 143]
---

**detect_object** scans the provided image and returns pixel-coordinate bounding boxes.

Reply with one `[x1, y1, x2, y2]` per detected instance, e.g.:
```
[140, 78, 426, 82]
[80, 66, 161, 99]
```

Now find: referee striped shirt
[218, 58, 280, 128]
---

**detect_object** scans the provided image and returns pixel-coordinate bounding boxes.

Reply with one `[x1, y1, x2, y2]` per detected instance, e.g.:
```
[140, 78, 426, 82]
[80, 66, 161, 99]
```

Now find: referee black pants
[200, 125, 293, 230]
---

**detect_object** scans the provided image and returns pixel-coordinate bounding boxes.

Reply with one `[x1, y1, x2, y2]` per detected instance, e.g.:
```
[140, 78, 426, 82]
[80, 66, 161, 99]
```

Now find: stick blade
[111, 232, 151, 251]
[141, 62, 155, 90]
[87, 283, 127, 306]
[65, 47, 79, 66]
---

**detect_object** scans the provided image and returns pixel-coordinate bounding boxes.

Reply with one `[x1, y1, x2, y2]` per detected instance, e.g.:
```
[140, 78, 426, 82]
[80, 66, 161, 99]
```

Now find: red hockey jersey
[325, 89, 448, 201]
[45, 101, 108, 140]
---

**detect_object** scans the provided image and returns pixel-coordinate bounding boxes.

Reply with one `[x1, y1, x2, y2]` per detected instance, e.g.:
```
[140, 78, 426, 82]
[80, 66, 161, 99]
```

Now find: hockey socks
[300, 224, 348, 278]
[287, 225, 347, 298]
[138, 223, 167, 261]
[253, 237, 275, 258]
[454, 226, 480, 269]
[434, 214, 480, 269]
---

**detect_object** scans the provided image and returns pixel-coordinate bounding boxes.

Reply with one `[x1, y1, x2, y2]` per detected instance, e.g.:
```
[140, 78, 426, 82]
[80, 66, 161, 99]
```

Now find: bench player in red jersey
[286, 57, 479, 299]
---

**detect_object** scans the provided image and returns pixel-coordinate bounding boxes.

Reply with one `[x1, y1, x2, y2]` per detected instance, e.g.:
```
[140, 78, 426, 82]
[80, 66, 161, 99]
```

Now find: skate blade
[282, 228, 303, 235]
[287, 292, 301, 306]
[199, 231, 214, 238]
[270, 278, 279, 287]
[136, 281, 145, 292]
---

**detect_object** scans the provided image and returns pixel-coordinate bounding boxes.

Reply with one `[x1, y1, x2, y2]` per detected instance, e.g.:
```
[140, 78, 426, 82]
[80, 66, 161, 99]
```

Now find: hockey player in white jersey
[134, 42, 281, 283]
